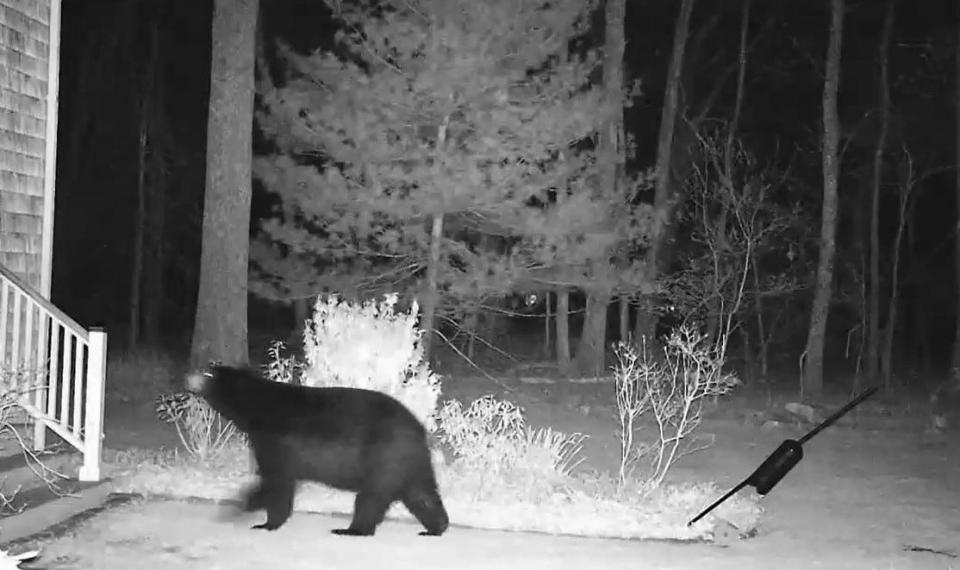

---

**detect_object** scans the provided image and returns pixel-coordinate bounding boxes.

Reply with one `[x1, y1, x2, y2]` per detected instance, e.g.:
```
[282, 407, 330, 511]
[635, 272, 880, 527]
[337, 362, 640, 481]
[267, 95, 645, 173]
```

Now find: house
[0, 0, 106, 482]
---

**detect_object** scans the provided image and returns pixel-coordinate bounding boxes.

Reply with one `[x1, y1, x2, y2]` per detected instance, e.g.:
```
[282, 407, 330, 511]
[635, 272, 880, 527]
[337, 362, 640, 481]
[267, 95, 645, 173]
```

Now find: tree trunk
[634, 0, 696, 343]
[142, 169, 165, 346]
[618, 295, 629, 343]
[849, 183, 868, 390]
[141, 15, 165, 347]
[704, 295, 720, 345]
[751, 251, 768, 378]
[724, 0, 751, 176]
[951, 15, 960, 381]
[868, 0, 893, 384]
[574, 0, 626, 376]
[601, 0, 625, 204]
[254, 0, 273, 93]
[633, 297, 657, 343]
[543, 290, 553, 358]
[190, 0, 259, 368]
[740, 326, 755, 384]
[802, 0, 845, 399]
[420, 99, 453, 364]
[574, 290, 612, 377]
[712, 0, 751, 352]
[129, 104, 147, 350]
[128, 14, 163, 350]
[915, 300, 932, 375]
[469, 310, 481, 359]
[293, 297, 309, 332]
[556, 288, 571, 373]
[420, 213, 444, 363]
[882, 154, 909, 389]
[551, 148, 572, 373]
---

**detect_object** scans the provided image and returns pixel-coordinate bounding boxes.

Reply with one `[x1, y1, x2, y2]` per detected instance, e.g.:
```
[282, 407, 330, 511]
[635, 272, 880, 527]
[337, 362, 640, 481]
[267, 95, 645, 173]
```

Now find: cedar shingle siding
[0, 0, 52, 290]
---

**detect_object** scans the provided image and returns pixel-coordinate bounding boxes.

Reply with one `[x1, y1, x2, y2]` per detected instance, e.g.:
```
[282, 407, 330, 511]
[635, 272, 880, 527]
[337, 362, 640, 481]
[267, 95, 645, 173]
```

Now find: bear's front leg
[251, 476, 296, 531]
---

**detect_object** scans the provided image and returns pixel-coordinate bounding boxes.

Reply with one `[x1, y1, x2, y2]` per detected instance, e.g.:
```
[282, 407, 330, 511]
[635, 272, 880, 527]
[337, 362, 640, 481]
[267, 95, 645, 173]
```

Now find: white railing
[0, 263, 106, 482]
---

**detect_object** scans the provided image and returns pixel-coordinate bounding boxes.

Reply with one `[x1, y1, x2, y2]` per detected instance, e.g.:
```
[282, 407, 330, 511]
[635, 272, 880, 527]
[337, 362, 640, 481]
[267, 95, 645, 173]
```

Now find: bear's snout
[184, 371, 209, 394]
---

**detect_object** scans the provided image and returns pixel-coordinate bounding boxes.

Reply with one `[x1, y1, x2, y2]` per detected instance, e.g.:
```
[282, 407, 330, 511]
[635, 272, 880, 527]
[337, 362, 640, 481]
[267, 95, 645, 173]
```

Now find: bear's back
[195, 366, 428, 440]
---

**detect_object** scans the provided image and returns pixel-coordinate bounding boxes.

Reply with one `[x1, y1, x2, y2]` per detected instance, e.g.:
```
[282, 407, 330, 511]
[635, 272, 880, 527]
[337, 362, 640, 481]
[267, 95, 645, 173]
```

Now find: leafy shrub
[299, 293, 442, 430]
[155, 356, 242, 465]
[436, 396, 526, 474]
[155, 390, 242, 464]
[263, 340, 302, 385]
[437, 395, 586, 501]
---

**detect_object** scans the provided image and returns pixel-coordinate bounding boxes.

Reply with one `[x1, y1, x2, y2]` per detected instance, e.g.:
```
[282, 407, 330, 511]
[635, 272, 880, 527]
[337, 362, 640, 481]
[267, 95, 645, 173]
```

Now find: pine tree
[252, 0, 624, 357]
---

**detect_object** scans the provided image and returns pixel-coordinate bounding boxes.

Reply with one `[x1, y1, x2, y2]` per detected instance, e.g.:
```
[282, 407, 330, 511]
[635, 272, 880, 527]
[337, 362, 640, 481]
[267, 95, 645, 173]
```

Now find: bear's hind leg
[401, 484, 449, 536]
[251, 476, 296, 531]
[332, 491, 393, 536]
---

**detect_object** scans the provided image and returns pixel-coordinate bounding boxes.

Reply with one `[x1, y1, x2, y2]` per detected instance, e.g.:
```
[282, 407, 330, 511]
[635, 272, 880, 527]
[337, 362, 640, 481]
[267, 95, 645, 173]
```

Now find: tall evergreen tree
[252, 0, 644, 359]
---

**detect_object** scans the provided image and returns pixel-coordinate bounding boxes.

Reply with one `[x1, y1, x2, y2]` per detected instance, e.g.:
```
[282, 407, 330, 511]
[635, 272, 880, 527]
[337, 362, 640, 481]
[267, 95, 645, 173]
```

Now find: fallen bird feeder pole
[687, 386, 879, 527]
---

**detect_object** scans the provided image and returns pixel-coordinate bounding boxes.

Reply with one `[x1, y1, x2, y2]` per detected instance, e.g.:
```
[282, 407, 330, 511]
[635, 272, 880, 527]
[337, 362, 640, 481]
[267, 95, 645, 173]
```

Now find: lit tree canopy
[252, 0, 650, 313]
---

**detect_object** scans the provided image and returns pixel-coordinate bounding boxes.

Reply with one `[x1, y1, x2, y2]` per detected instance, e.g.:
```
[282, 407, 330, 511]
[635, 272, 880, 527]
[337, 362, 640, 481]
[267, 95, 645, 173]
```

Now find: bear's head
[185, 369, 214, 395]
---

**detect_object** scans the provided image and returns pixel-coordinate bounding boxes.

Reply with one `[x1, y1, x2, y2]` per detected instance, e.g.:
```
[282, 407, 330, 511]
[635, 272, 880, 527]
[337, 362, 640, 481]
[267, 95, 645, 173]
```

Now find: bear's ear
[184, 371, 212, 394]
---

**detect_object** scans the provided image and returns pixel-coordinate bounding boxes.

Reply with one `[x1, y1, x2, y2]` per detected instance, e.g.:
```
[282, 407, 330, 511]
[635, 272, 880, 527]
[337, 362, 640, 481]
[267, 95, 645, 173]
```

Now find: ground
[10, 355, 960, 569]
[24, 498, 953, 569]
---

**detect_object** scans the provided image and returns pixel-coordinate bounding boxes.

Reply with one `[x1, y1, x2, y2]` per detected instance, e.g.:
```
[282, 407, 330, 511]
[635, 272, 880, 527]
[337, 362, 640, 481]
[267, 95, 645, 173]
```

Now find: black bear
[184, 365, 449, 537]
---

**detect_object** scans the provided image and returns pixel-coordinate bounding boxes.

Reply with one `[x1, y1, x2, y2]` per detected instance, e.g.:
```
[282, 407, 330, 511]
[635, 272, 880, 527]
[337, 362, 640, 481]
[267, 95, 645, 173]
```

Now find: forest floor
[6, 343, 960, 569]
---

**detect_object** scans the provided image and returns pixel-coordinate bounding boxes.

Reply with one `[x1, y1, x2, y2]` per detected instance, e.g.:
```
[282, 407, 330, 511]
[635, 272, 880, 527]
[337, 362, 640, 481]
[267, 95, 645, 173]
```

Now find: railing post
[32, 314, 50, 451]
[78, 328, 106, 482]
